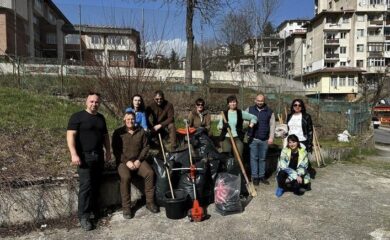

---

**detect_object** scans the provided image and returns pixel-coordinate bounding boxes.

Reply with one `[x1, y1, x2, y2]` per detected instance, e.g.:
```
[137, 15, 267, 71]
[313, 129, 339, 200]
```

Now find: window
[331, 76, 338, 87]
[357, 44, 364, 52]
[367, 58, 385, 66]
[46, 33, 56, 44]
[357, 29, 364, 37]
[110, 52, 128, 61]
[368, 29, 381, 36]
[91, 35, 101, 44]
[385, 42, 390, 51]
[342, 17, 349, 23]
[357, 15, 364, 22]
[348, 76, 355, 86]
[340, 47, 347, 54]
[340, 32, 346, 39]
[356, 60, 364, 67]
[339, 76, 346, 86]
[326, 16, 337, 24]
[107, 36, 127, 46]
[370, 0, 383, 4]
[48, 11, 56, 23]
[34, 0, 43, 11]
[93, 52, 103, 62]
[65, 34, 80, 45]
[325, 62, 335, 67]
[340, 61, 346, 66]
[368, 43, 383, 52]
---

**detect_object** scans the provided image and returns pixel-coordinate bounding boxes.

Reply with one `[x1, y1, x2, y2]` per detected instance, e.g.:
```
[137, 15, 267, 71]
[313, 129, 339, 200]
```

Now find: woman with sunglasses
[188, 98, 211, 135]
[275, 134, 311, 197]
[125, 94, 148, 131]
[286, 99, 313, 153]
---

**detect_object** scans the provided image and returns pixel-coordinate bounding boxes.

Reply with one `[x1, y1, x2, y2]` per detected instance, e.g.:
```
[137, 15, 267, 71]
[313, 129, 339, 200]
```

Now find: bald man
[247, 94, 275, 186]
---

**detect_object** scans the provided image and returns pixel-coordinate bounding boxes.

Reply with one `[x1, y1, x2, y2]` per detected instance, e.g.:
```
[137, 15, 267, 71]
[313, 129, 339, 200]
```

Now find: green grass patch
[0, 87, 120, 131]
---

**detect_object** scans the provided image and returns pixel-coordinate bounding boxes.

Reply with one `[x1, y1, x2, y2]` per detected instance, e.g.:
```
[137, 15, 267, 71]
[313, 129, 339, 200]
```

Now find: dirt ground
[4, 155, 390, 240]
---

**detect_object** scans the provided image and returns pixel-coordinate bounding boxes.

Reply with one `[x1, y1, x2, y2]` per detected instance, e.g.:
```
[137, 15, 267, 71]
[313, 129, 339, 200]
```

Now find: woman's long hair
[287, 134, 301, 149]
[290, 98, 307, 114]
[130, 94, 145, 112]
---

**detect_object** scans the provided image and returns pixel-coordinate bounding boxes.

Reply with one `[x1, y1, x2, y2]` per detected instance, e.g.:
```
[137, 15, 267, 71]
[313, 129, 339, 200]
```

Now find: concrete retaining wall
[0, 171, 142, 226]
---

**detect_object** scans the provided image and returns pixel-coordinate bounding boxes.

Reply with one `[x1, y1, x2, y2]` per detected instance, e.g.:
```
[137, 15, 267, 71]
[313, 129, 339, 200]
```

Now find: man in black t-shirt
[67, 92, 111, 231]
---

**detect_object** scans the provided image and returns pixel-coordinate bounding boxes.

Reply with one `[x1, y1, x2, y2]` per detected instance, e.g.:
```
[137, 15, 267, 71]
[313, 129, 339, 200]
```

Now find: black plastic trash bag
[214, 172, 243, 216]
[177, 159, 208, 201]
[152, 157, 169, 207]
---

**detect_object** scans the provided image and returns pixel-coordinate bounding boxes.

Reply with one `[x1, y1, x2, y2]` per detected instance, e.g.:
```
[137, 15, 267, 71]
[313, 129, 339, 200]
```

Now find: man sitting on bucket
[112, 112, 159, 219]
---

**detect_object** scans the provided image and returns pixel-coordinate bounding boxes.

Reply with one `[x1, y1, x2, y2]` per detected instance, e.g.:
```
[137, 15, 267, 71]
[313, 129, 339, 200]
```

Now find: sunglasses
[154, 98, 163, 101]
[196, 103, 204, 106]
[293, 104, 301, 107]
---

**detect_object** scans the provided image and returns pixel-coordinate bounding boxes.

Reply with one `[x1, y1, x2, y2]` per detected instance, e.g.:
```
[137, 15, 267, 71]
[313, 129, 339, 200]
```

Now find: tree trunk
[185, 0, 194, 84]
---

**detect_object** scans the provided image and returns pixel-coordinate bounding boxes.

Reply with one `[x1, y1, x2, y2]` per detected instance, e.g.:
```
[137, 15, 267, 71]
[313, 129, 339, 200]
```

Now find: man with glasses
[188, 98, 211, 135]
[67, 92, 111, 231]
[146, 90, 177, 151]
[247, 94, 275, 186]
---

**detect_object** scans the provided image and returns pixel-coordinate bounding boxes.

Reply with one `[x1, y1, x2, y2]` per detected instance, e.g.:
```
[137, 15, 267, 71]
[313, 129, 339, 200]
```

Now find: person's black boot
[259, 177, 270, 185]
[146, 203, 160, 213]
[80, 218, 93, 231]
[252, 178, 260, 186]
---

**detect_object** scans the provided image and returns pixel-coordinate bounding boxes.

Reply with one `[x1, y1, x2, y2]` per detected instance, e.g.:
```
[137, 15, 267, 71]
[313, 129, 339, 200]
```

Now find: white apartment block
[232, 36, 280, 75]
[299, 0, 390, 101]
[277, 20, 310, 79]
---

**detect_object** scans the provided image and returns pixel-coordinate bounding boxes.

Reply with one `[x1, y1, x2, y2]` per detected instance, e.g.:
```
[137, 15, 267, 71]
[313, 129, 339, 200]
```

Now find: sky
[53, 0, 314, 57]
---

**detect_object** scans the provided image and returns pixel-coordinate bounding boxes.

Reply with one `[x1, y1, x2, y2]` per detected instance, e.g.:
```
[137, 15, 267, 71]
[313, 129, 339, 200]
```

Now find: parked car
[372, 117, 381, 129]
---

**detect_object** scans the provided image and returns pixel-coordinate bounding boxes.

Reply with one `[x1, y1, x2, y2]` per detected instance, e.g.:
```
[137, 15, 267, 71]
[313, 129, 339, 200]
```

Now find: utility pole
[13, 0, 17, 58]
[142, 8, 145, 68]
[79, 4, 82, 64]
[283, 31, 286, 78]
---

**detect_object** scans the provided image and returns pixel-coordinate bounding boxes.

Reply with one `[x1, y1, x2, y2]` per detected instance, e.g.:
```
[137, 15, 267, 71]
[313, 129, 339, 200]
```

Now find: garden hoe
[221, 112, 257, 197]
[184, 119, 205, 222]
[158, 133, 175, 199]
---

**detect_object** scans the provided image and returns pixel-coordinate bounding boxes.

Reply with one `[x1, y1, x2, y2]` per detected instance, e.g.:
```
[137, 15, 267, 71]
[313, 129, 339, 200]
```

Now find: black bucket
[164, 189, 189, 220]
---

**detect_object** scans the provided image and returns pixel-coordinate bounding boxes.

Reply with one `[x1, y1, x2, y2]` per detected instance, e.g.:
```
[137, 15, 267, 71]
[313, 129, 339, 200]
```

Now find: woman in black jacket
[286, 99, 313, 152]
[286, 99, 315, 180]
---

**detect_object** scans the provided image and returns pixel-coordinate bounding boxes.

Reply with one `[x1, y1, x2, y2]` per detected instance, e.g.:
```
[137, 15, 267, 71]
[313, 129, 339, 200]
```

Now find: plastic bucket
[164, 189, 189, 219]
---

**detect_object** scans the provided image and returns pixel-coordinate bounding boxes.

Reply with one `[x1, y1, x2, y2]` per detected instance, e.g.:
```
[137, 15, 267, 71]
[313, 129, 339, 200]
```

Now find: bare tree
[217, 10, 253, 71]
[157, 0, 227, 84]
[245, 0, 280, 72]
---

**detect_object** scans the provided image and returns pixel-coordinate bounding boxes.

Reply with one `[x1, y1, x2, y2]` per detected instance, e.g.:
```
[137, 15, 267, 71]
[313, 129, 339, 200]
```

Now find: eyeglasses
[293, 104, 301, 107]
[196, 103, 204, 107]
[154, 98, 163, 101]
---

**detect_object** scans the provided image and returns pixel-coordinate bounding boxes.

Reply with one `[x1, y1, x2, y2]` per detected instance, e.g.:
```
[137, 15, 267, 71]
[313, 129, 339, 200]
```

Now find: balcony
[368, 35, 385, 42]
[368, 20, 384, 27]
[325, 53, 339, 60]
[369, 51, 384, 57]
[325, 38, 340, 45]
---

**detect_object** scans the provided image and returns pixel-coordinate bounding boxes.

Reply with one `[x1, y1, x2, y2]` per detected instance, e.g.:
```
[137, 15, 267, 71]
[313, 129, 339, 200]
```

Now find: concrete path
[6, 157, 390, 240]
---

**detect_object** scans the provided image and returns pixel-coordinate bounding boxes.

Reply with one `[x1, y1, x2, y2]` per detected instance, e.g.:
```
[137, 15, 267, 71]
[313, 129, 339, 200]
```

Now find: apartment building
[64, 25, 140, 67]
[277, 20, 310, 79]
[301, 0, 390, 100]
[232, 36, 280, 75]
[0, 0, 71, 60]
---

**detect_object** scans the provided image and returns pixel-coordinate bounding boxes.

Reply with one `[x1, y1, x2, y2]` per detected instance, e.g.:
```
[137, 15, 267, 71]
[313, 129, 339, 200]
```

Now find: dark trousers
[276, 170, 305, 192]
[151, 123, 177, 149]
[77, 152, 104, 220]
[117, 161, 155, 212]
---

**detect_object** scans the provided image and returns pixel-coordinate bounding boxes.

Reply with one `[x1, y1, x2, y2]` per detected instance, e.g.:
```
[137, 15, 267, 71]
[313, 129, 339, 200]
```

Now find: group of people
[66, 90, 314, 231]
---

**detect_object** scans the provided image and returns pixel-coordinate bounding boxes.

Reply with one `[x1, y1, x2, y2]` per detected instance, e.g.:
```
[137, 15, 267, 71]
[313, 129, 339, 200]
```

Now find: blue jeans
[249, 138, 268, 179]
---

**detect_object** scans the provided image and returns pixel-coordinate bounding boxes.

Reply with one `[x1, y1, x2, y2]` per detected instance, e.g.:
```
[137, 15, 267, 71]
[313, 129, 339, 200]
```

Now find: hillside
[0, 88, 120, 180]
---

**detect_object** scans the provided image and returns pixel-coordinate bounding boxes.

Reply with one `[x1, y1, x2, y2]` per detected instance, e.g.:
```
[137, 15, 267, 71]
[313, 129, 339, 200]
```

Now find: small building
[64, 25, 140, 67]
[298, 67, 365, 101]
